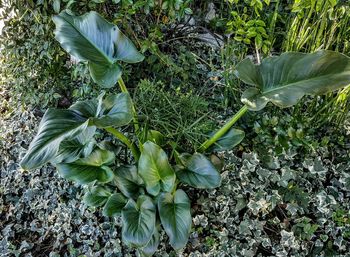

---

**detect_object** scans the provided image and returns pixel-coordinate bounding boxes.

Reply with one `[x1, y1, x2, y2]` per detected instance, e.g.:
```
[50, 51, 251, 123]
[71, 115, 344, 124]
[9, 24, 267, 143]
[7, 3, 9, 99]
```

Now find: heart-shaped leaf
[122, 195, 156, 246]
[92, 93, 133, 128]
[158, 189, 191, 250]
[140, 228, 160, 257]
[235, 50, 350, 111]
[55, 149, 115, 184]
[208, 127, 245, 151]
[176, 153, 221, 189]
[20, 109, 89, 170]
[70, 93, 133, 128]
[53, 11, 144, 88]
[113, 165, 144, 199]
[138, 141, 176, 196]
[53, 126, 96, 163]
[103, 193, 127, 217]
[83, 185, 111, 207]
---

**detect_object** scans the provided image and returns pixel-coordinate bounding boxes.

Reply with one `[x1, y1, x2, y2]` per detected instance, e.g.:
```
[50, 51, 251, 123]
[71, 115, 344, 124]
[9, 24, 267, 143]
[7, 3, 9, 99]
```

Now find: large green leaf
[138, 141, 176, 196]
[70, 93, 133, 128]
[53, 126, 96, 163]
[208, 127, 245, 152]
[158, 189, 191, 250]
[176, 153, 221, 189]
[103, 193, 127, 217]
[53, 11, 144, 88]
[140, 228, 160, 257]
[55, 149, 115, 184]
[20, 109, 89, 170]
[235, 50, 350, 111]
[83, 185, 111, 207]
[113, 165, 144, 199]
[122, 195, 156, 246]
[92, 93, 133, 128]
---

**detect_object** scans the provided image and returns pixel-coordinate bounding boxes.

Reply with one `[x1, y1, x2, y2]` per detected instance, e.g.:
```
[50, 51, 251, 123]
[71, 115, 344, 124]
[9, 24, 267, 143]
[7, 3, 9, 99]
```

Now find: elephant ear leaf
[53, 11, 144, 88]
[235, 50, 350, 111]
[176, 153, 221, 189]
[122, 195, 156, 247]
[20, 109, 89, 170]
[158, 189, 191, 250]
[138, 141, 176, 196]
[55, 149, 115, 184]
[208, 127, 245, 152]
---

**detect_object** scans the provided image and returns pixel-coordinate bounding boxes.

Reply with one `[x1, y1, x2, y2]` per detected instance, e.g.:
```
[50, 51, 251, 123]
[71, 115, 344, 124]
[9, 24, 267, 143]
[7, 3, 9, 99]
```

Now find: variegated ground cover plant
[20, 10, 350, 256]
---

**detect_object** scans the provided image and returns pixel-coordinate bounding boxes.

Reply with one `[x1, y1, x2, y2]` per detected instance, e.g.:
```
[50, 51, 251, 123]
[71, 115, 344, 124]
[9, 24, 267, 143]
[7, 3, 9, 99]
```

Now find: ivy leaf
[53, 11, 144, 88]
[235, 50, 350, 111]
[113, 165, 144, 199]
[138, 141, 176, 196]
[176, 153, 221, 189]
[20, 109, 89, 170]
[158, 189, 191, 250]
[122, 195, 156, 246]
[103, 193, 127, 217]
[83, 185, 111, 207]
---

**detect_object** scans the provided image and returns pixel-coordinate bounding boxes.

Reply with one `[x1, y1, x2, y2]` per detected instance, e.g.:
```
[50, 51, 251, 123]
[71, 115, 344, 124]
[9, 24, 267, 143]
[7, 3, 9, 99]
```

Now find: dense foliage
[1, 0, 350, 256]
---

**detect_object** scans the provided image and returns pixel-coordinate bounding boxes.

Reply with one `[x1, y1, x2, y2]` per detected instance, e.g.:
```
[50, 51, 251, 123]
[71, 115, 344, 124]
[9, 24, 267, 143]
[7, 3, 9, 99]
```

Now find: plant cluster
[19, 9, 350, 256]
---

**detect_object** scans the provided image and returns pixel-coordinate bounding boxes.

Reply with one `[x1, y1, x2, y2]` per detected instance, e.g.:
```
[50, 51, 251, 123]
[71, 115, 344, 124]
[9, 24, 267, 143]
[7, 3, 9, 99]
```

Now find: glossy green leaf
[83, 185, 111, 207]
[122, 195, 156, 246]
[56, 163, 114, 184]
[158, 189, 191, 250]
[53, 11, 144, 87]
[140, 228, 160, 257]
[176, 153, 221, 189]
[55, 149, 115, 184]
[103, 193, 127, 217]
[20, 109, 89, 170]
[53, 126, 96, 163]
[76, 148, 115, 166]
[138, 141, 176, 196]
[92, 93, 133, 128]
[208, 127, 245, 151]
[113, 165, 144, 199]
[235, 50, 350, 111]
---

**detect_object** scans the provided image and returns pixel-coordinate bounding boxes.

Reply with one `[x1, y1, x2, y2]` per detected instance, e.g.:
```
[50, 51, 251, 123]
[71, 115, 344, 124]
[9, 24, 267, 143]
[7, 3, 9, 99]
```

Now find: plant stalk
[117, 78, 140, 133]
[105, 127, 140, 161]
[198, 105, 249, 152]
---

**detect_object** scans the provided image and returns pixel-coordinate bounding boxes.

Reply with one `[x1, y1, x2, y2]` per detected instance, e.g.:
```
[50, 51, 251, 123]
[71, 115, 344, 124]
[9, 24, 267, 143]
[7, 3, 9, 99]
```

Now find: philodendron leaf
[53, 11, 144, 88]
[103, 193, 127, 217]
[208, 127, 245, 151]
[158, 189, 191, 250]
[92, 93, 133, 128]
[55, 149, 115, 184]
[113, 165, 144, 199]
[176, 153, 221, 189]
[20, 109, 89, 170]
[122, 195, 156, 246]
[140, 228, 160, 257]
[235, 50, 350, 111]
[83, 185, 111, 207]
[138, 141, 176, 196]
[53, 126, 96, 163]
[70, 93, 133, 128]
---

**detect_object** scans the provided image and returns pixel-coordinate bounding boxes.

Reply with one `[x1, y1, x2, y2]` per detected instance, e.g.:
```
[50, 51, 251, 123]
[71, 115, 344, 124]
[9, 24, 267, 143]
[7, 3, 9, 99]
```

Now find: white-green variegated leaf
[235, 50, 350, 111]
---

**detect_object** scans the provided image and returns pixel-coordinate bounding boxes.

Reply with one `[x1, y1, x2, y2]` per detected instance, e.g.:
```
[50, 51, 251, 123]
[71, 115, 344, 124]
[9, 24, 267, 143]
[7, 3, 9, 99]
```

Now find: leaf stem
[117, 78, 140, 133]
[105, 127, 140, 161]
[198, 105, 249, 152]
